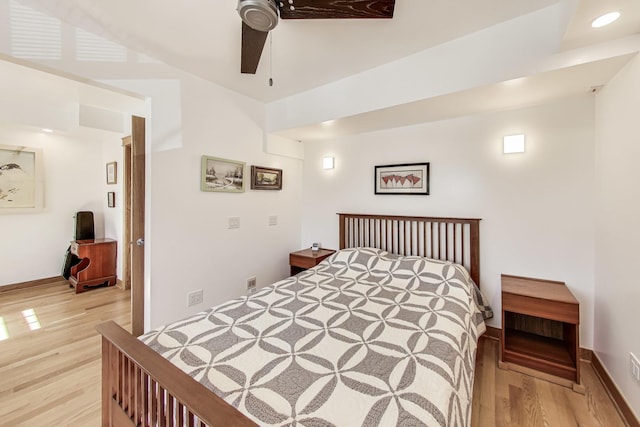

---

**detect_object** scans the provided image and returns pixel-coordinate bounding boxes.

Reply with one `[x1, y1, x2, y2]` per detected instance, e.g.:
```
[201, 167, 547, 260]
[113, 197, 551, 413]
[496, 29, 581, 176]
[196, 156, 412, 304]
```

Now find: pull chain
[269, 32, 274, 87]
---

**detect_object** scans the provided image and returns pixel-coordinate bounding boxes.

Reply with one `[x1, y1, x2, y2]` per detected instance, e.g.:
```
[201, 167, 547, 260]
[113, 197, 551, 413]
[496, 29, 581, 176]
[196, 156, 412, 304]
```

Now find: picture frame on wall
[201, 155, 245, 193]
[107, 192, 115, 208]
[250, 165, 282, 190]
[106, 161, 117, 184]
[374, 162, 430, 195]
[0, 144, 44, 213]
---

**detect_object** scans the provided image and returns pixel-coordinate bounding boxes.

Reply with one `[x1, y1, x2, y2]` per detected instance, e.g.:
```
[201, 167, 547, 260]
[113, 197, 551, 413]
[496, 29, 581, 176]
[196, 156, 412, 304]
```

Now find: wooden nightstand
[289, 248, 336, 276]
[499, 274, 583, 393]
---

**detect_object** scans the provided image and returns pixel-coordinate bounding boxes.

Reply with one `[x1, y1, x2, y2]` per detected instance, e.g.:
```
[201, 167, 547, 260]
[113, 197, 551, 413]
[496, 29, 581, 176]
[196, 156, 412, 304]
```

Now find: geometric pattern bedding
[141, 247, 492, 427]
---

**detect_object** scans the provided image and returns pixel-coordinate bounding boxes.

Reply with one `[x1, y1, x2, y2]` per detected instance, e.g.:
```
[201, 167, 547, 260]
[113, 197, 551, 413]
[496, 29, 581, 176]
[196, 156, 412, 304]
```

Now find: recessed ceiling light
[592, 11, 620, 28]
[42, 128, 53, 133]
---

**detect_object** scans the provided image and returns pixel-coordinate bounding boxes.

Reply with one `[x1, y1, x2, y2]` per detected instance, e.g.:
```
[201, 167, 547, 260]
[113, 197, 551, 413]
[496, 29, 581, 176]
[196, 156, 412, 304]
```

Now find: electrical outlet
[187, 289, 203, 307]
[246, 276, 256, 294]
[268, 215, 278, 226]
[631, 353, 640, 382]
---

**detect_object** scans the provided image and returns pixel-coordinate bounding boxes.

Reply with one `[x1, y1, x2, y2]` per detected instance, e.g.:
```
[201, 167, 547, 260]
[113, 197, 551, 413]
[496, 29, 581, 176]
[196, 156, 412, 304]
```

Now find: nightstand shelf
[500, 274, 583, 393]
[503, 329, 576, 378]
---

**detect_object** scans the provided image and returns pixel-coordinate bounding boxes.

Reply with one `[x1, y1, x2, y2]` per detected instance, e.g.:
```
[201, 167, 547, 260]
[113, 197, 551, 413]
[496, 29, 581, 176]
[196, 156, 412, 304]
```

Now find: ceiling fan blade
[279, 0, 395, 20]
[241, 22, 269, 74]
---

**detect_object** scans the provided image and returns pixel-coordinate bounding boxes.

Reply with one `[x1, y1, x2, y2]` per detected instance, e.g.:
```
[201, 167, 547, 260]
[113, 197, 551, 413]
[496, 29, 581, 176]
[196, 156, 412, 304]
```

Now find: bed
[97, 213, 490, 427]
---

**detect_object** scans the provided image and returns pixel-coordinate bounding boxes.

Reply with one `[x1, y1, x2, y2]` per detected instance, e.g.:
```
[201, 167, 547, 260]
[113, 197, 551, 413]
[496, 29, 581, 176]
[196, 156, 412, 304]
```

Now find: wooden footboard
[96, 321, 256, 427]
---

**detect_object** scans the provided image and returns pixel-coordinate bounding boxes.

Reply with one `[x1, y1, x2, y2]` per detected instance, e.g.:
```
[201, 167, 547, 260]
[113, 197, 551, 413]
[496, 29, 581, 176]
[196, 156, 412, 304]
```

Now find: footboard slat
[134, 365, 141, 425]
[178, 402, 185, 427]
[125, 357, 132, 417]
[150, 379, 157, 426]
[158, 385, 166, 426]
[116, 349, 124, 416]
[97, 321, 256, 427]
[167, 395, 174, 426]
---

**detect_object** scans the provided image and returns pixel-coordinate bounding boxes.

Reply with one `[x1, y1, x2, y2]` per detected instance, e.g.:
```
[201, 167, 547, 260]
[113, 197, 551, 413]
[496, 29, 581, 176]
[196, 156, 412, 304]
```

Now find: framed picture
[374, 162, 430, 195]
[201, 155, 245, 193]
[250, 165, 282, 190]
[0, 144, 43, 213]
[106, 161, 117, 184]
[107, 192, 115, 208]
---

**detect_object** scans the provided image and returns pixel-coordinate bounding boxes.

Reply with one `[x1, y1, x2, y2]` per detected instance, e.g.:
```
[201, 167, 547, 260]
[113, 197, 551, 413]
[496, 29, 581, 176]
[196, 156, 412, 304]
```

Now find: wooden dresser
[69, 238, 117, 293]
[500, 274, 583, 392]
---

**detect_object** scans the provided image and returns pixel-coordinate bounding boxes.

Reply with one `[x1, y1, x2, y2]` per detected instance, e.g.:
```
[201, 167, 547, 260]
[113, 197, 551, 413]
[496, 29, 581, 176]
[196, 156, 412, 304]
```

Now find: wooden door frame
[131, 116, 145, 336]
[121, 136, 132, 291]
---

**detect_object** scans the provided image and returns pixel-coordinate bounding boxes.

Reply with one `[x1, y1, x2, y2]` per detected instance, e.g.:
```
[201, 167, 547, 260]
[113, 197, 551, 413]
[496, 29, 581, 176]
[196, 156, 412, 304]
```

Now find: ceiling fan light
[238, 0, 279, 32]
[591, 11, 620, 28]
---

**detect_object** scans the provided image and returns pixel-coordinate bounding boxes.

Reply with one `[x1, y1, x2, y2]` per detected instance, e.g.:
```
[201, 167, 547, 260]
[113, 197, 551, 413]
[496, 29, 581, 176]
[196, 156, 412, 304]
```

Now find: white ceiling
[0, 54, 146, 139]
[562, 0, 640, 50]
[17, 0, 638, 103]
[277, 54, 635, 141]
[15, 0, 552, 102]
[4, 0, 640, 140]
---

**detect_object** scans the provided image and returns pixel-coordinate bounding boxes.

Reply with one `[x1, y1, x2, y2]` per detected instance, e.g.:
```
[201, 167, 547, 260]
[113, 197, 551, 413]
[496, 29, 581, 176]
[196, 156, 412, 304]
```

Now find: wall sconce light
[503, 134, 525, 154]
[322, 156, 335, 169]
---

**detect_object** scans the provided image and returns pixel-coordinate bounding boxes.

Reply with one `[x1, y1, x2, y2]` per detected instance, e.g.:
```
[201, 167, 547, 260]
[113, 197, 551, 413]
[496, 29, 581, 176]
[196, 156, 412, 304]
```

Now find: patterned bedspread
[141, 247, 492, 427]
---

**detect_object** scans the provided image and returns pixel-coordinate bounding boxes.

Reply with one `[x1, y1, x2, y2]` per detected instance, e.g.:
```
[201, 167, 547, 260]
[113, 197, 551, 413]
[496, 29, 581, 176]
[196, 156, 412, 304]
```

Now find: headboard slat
[338, 213, 481, 287]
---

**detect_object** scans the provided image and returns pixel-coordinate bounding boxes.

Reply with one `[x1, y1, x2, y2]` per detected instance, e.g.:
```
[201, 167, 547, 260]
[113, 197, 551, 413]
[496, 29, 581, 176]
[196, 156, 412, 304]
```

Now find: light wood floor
[472, 337, 627, 427]
[0, 280, 130, 427]
[0, 281, 627, 427]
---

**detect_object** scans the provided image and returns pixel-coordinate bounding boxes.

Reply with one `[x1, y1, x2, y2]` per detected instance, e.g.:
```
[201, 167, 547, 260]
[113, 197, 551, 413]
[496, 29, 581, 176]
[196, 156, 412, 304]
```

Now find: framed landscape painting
[250, 166, 282, 190]
[201, 155, 245, 193]
[374, 162, 430, 195]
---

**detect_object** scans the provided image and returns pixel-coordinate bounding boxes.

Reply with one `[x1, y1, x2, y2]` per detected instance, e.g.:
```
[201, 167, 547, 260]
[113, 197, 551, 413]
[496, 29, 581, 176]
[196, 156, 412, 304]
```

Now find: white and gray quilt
[141, 247, 492, 427]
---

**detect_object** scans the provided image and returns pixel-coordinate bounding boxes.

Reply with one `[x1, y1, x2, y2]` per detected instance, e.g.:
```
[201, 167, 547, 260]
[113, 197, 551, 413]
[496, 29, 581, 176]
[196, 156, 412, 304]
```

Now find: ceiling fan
[237, 0, 396, 74]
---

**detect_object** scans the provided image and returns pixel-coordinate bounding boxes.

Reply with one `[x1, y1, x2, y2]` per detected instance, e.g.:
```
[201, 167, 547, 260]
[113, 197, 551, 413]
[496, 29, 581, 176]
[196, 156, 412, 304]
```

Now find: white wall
[0, 69, 305, 330]
[594, 54, 640, 418]
[0, 126, 122, 285]
[102, 137, 124, 280]
[301, 96, 596, 347]
[109, 72, 304, 330]
[0, 3, 305, 331]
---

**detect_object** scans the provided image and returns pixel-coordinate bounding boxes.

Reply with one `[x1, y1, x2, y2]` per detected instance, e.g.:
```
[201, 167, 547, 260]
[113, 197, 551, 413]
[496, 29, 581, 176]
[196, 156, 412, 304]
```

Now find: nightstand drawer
[502, 292, 579, 324]
[289, 253, 318, 269]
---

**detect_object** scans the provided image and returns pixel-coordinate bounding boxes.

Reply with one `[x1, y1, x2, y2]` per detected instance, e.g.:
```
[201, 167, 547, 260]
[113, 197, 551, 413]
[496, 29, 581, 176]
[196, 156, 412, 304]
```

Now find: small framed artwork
[250, 166, 282, 190]
[106, 161, 117, 184]
[201, 155, 245, 193]
[374, 162, 430, 195]
[107, 191, 115, 208]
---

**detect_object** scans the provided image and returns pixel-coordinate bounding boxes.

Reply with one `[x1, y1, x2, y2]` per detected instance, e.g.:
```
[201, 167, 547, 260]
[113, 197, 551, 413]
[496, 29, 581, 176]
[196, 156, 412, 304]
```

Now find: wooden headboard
[338, 213, 481, 287]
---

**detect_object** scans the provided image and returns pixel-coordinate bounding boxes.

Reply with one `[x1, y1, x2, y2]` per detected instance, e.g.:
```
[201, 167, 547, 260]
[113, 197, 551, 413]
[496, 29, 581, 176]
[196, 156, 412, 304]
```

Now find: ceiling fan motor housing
[238, 0, 279, 32]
